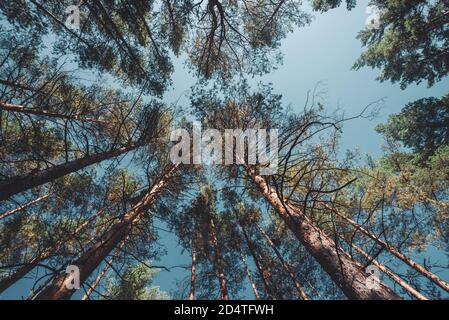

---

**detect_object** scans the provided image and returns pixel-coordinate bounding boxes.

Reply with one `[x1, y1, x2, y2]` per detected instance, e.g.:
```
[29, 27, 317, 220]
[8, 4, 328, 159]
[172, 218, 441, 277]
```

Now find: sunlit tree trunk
[256, 222, 309, 300]
[189, 240, 197, 300]
[0, 141, 147, 201]
[209, 218, 229, 300]
[0, 194, 50, 220]
[239, 247, 260, 300]
[32, 164, 178, 300]
[246, 167, 400, 300]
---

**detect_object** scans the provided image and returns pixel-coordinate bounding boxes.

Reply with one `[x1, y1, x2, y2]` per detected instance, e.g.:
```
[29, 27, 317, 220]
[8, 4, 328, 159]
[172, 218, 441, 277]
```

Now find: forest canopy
[0, 0, 448, 301]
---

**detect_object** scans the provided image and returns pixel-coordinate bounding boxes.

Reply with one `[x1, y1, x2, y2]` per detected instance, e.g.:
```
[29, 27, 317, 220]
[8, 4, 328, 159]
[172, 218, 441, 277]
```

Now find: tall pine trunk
[0, 102, 107, 125]
[246, 168, 400, 300]
[209, 218, 229, 300]
[0, 214, 96, 294]
[0, 142, 146, 201]
[256, 222, 308, 300]
[189, 240, 197, 300]
[0, 194, 50, 220]
[33, 164, 178, 300]
[239, 247, 260, 299]
[332, 208, 449, 294]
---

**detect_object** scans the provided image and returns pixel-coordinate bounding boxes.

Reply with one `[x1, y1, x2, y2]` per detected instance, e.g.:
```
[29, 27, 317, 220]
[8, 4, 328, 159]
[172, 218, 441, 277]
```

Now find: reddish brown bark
[332, 208, 449, 294]
[0, 102, 107, 125]
[0, 194, 50, 220]
[246, 168, 400, 300]
[256, 222, 308, 300]
[0, 214, 96, 294]
[239, 247, 260, 300]
[189, 241, 197, 300]
[209, 218, 229, 300]
[33, 164, 178, 300]
[0, 141, 146, 201]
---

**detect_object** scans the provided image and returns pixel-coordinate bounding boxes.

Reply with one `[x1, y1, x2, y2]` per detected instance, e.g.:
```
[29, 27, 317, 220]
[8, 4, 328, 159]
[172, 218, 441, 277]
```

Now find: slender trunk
[189, 241, 197, 300]
[256, 222, 308, 300]
[246, 168, 400, 300]
[333, 208, 449, 294]
[235, 217, 273, 299]
[0, 102, 107, 125]
[209, 218, 229, 300]
[81, 239, 126, 300]
[239, 247, 260, 300]
[33, 164, 178, 300]
[342, 238, 428, 300]
[0, 213, 96, 294]
[0, 194, 50, 220]
[0, 142, 146, 201]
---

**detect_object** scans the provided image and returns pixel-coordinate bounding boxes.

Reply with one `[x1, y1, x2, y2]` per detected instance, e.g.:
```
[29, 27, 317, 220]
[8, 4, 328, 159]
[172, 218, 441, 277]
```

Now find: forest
[0, 0, 448, 301]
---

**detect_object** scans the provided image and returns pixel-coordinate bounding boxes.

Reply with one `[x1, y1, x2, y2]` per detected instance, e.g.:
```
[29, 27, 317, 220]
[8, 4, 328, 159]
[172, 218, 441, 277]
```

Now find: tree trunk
[0, 142, 146, 201]
[342, 238, 428, 300]
[81, 239, 126, 300]
[235, 216, 273, 299]
[256, 222, 308, 300]
[0, 194, 50, 220]
[239, 247, 260, 300]
[189, 240, 197, 300]
[33, 164, 178, 300]
[332, 208, 449, 294]
[0, 102, 107, 125]
[246, 168, 400, 300]
[0, 214, 96, 294]
[209, 218, 229, 300]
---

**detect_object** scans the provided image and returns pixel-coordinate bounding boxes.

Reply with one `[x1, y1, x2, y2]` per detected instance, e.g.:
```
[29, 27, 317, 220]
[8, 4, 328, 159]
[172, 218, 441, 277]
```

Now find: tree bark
[81, 239, 126, 300]
[0, 142, 146, 201]
[189, 240, 197, 300]
[0, 214, 96, 294]
[342, 238, 428, 300]
[0, 194, 50, 220]
[332, 208, 449, 294]
[235, 216, 273, 299]
[0, 102, 107, 125]
[209, 218, 229, 300]
[32, 164, 178, 300]
[239, 247, 260, 300]
[256, 222, 309, 300]
[246, 168, 400, 300]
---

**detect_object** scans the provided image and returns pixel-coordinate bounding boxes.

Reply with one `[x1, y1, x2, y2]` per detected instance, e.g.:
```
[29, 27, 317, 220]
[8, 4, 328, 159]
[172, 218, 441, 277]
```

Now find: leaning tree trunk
[189, 240, 197, 300]
[0, 194, 50, 220]
[33, 164, 178, 300]
[0, 213, 97, 294]
[81, 239, 126, 300]
[256, 222, 309, 300]
[0, 141, 146, 201]
[341, 237, 428, 300]
[236, 219, 273, 299]
[239, 247, 260, 300]
[246, 168, 400, 300]
[209, 218, 229, 300]
[332, 208, 449, 294]
[0, 102, 107, 125]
